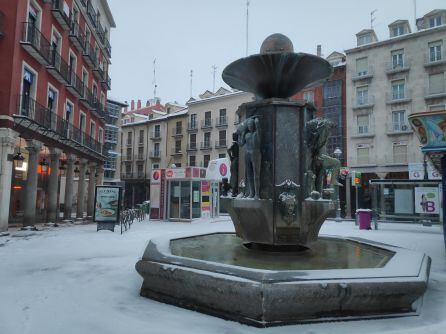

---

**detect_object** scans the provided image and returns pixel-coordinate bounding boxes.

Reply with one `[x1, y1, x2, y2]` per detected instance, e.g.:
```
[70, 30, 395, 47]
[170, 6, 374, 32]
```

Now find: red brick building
[0, 0, 115, 232]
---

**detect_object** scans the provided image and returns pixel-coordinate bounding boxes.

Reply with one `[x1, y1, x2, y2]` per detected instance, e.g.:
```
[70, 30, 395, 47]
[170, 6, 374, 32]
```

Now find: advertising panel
[414, 187, 440, 214]
[94, 186, 122, 223]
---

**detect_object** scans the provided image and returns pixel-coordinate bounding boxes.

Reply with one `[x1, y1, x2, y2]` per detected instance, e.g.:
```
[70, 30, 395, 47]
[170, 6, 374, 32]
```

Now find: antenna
[370, 9, 377, 29]
[211, 65, 217, 93]
[246, 0, 250, 56]
[413, 0, 417, 28]
[152, 58, 157, 98]
[189, 69, 193, 98]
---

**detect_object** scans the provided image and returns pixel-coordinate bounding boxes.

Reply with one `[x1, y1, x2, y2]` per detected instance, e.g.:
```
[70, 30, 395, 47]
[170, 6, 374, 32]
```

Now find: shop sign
[408, 163, 441, 180]
[414, 187, 439, 214]
[94, 186, 122, 223]
[201, 181, 211, 217]
[165, 168, 186, 179]
[159, 169, 166, 219]
[151, 169, 161, 184]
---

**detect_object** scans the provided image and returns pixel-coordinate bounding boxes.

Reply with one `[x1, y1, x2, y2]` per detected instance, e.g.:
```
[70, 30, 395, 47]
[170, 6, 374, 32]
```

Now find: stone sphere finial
[260, 33, 294, 54]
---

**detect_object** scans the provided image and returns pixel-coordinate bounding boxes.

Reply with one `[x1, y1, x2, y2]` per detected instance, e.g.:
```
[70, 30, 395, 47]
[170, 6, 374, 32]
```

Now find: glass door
[180, 181, 191, 219]
[169, 181, 180, 219]
[192, 181, 201, 218]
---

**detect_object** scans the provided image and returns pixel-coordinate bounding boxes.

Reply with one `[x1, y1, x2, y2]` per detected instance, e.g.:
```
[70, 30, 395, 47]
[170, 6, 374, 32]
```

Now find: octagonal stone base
[135, 232, 431, 327]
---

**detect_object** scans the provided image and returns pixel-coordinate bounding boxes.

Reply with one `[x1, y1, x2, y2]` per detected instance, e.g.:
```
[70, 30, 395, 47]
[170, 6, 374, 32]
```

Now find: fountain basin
[135, 232, 431, 327]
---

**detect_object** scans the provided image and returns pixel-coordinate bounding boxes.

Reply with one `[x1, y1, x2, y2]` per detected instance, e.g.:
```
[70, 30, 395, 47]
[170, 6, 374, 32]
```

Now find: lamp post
[333, 147, 342, 222]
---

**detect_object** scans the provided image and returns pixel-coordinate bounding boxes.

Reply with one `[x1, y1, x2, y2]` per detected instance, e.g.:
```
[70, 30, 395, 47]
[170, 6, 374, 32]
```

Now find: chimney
[124, 101, 128, 112]
[131, 100, 135, 110]
[146, 100, 150, 107]
[137, 99, 141, 109]
[317, 45, 322, 57]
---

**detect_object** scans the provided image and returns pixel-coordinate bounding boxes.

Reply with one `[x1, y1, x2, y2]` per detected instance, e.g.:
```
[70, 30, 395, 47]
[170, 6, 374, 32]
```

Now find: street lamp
[333, 147, 342, 222]
[39, 159, 49, 173]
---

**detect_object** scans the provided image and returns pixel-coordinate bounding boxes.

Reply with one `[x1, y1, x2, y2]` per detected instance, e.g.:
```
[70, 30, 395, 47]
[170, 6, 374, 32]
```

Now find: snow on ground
[0, 217, 445, 334]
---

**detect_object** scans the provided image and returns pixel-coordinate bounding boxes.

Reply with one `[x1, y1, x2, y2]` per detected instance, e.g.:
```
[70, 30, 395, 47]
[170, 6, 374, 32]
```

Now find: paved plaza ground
[0, 217, 445, 334]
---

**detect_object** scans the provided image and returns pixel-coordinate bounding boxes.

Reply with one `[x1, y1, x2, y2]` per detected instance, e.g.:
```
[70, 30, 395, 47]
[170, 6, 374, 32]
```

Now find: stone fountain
[136, 34, 431, 327]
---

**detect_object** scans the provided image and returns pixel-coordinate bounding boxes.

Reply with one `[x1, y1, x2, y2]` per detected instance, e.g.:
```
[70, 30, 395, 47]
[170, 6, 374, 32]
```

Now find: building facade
[345, 10, 446, 184]
[0, 0, 115, 232]
[104, 98, 126, 185]
[186, 88, 253, 168]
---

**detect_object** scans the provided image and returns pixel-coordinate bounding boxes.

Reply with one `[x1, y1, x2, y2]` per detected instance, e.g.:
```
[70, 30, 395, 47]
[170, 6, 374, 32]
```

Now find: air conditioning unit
[401, 125, 408, 131]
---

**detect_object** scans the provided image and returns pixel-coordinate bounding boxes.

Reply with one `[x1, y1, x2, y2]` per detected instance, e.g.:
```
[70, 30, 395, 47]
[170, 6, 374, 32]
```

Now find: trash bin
[356, 209, 372, 230]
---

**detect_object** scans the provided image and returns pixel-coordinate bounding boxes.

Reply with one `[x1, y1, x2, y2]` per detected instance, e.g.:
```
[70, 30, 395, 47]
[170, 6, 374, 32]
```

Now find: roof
[106, 98, 128, 107]
[356, 29, 375, 36]
[122, 108, 189, 128]
[124, 103, 166, 116]
[424, 9, 446, 17]
[187, 90, 252, 106]
[388, 19, 409, 26]
[100, 0, 116, 28]
[326, 51, 345, 59]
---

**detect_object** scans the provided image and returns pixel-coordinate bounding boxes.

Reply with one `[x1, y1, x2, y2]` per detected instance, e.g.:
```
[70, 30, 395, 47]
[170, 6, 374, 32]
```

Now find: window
[429, 16, 442, 28]
[79, 113, 86, 140]
[125, 163, 131, 174]
[356, 86, 369, 105]
[98, 128, 103, 144]
[391, 49, 404, 68]
[126, 147, 132, 158]
[205, 111, 212, 126]
[139, 129, 144, 144]
[90, 121, 96, 139]
[303, 91, 314, 103]
[391, 80, 406, 100]
[218, 130, 226, 146]
[47, 87, 57, 113]
[219, 109, 226, 117]
[355, 57, 368, 76]
[392, 110, 407, 131]
[357, 146, 370, 165]
[357, 115, 369, 134]
[152, 164, 160, 169]
[175, 140, 181, 153]
[138, 146, 143, 157]
[358, 34, 372, 46]
[393, 143, 407, 163]
[392, 25, 405, 37]
[218, 108, 227, 125]
[219, 153, 226, 159]
[65, 101, 73, 124]
[428, 72, 445, 95]
[189, 133, 196, 148]
[127, 132, 132, 145]
[204, 132, 211, 147]
[189, 156, 196, 166]
[154, 142, 160, 155]
[204, 155, 210, 168]
[429, 41, 442, 62]
[154, 124, 160, 137]
[190, 114, 197, 128]
[176, 121, 182, 134]
[137, 164, 144, 177]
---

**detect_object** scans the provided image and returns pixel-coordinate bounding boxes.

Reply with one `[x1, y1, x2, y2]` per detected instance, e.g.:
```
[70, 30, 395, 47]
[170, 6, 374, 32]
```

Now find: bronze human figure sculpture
[227, 132, 239, 197]
[306, 118, 341, 195]
[239, 116, 262, 199]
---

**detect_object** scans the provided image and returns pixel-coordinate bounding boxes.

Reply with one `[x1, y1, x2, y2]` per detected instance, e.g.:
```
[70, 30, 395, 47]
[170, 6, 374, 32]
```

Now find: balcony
[13, 95, 104, 159]
[82, 43, 97, 69]
[79, 86, 95, 109]
[79, 0, 87, 7]
[387, 123, 412, 135]
[93, 64, 105, 81]
[135, 153, 145, 161]
[69, 20, 85, 53]
[20, 22, 51, 65]
[351, 126, 375, 138]
[86, 1, 97, 28]
[201, 119, 213, 129]
[424, 51, 446, 67]
[187, 121, 198, 132]
[149, 151, 161, 159]
[104, 38, 112, 58]
[424, 87, 446, 100]
[352, 96, 375, 110]
[171, 147, 183, 156]
[200, 141, 212, 150]
[92, 100, 106, 118]
[150, 131, 162, 140]
[351, 68, 374, 81]
[215, 139, 227, 148]
[66, 71, 84, 99]
[216, 116, 228, 128]
[386, 89, 412, 104]
[96, 21, 105, 45]
[46, 49, 70, 85]
[101, 74, 111, 90]
[122, 155, 133, 162]
[171, 126, 183, 137]
[51, 0, 71, 30]
[386, 60, 410, 75]
[187, 143, 197, 151]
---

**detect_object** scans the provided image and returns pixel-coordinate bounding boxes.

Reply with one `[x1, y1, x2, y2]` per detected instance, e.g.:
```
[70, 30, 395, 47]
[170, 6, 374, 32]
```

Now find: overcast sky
[107, 0, 445, 106]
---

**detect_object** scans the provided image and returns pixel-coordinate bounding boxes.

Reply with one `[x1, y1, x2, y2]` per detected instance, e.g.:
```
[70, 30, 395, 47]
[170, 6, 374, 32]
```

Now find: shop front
[149, 167, 220, 221]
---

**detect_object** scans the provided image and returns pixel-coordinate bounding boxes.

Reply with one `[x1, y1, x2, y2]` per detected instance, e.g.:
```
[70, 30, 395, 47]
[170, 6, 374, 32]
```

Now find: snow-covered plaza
[0, 218, 445, 334]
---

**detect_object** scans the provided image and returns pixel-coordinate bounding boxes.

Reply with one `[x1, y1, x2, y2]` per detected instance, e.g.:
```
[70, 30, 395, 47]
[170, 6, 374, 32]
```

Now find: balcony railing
[86, 1, 97, 28]
[201, 119, 213, 129]
[82, 43, 97, 69]
[150, 131, 161, 140]
[386, 60, 410, 74]
[187, 143, 197, 151]
[101, 74, 111, 90]
[352, 95, 375, 109]
[104, 38, 112, 58]
[187, 121, 198, 132]
[96, 21, 105, 44]
[216, 116, 228, 127]
[171, 147, 183, 155]
[80, 86, 95, 109]
[424, 50, 446, 66]
[387, 123, 411, 134]
[200, 141, 212, 150]
[20, 22, 51, 65]
[135, 153, 145, 161]
[172, 126, 183, 136]
[15, 95, 103, 156]
[66, 70, 84, 98]
[149, 151, 161, 159]
[47, 49, 71, 85]
[386, 89, 411, 103]
[351, 67, 374, 81]
[69, 20, 85, 53]
[215, 139, 227, 148]
[51, 0, 71, 30]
